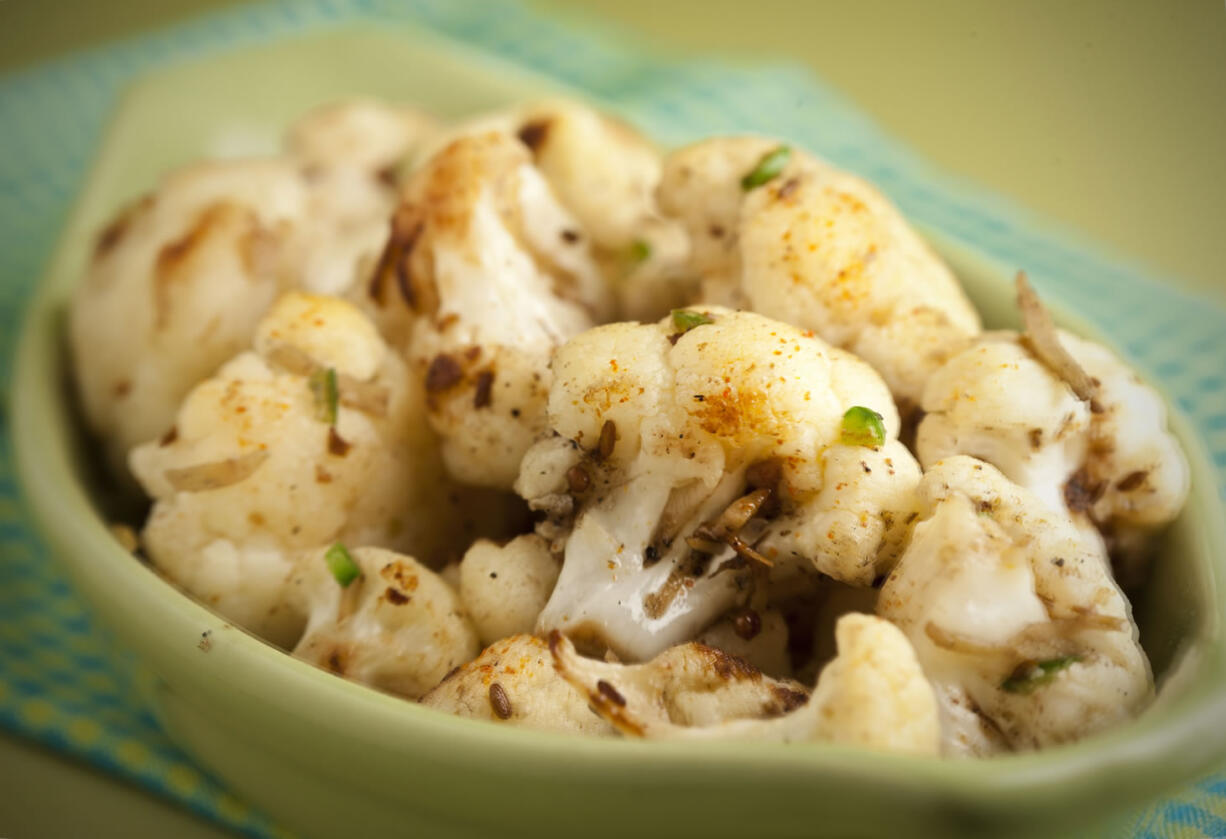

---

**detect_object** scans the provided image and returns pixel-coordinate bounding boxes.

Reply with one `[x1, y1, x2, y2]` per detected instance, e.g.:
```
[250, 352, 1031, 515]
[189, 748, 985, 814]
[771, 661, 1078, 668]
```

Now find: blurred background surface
[0, 2, 1222, 837]
[2, 0, 1223, 299]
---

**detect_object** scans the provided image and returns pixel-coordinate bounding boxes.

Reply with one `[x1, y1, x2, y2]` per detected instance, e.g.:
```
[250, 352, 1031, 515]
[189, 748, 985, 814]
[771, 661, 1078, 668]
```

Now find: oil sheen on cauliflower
[522, 307, 921, 661]
[369, 131, 612, 489]
[917, 330, 1189, 585]
[553, 614, 939, 755]
[877, 456, 1152, 756]
[129, 293, 462, 646]
[657, 138, 981, 409]
[291, 545, 478, 699]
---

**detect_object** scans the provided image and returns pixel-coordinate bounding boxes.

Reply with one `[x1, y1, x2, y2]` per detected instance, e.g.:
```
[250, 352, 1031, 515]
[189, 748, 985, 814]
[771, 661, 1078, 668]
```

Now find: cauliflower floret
[129, 293, 462, 646]
[917, 328, 1189, 585]
[287, 99, 437, 177]
[288, 100, 439, 298]
[556, 614, 938, 755]
[877, 456, 1152, 756]
[420, 99, 690, 322]
[369, 132, 611, 488]
[70, 159, 306, 479]
[420, 634, 615, 736]
[459, 534, 561, 646]
[657, 138, 981, 408]
[72, 101, 438, 482]
[523, 307, 921, 661]
[290, 545, 478, 699]
[549, 631, 809, 735]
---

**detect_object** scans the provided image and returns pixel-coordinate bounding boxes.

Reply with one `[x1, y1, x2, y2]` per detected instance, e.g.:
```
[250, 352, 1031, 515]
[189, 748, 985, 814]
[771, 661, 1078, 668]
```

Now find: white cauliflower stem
[130, 293, 462, 646]
[877, 457, 1152, 756]
[525, 308, 920, 661]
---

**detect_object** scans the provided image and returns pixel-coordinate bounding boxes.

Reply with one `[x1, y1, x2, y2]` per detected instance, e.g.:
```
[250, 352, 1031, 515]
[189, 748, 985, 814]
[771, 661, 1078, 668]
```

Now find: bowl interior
[12, 19, 1226, 839]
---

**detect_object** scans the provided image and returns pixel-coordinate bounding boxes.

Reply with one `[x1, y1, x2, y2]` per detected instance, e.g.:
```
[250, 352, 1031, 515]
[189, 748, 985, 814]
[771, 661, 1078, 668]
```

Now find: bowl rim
[10, 20, 1226, 831]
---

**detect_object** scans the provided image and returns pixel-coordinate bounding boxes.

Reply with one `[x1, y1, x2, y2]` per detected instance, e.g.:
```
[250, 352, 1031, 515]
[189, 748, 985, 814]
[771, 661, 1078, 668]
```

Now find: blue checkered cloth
[2, 2, 1225, 836]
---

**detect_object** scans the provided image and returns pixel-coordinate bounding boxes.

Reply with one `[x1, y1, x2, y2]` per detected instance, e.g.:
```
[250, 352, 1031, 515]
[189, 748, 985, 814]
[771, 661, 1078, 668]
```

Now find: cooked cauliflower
[290, 545, 478, 699]
[877, 456, 1152, 756]
[549, 631, 809, 736]
[419, 634, 615, 735]
[70, 159, 305, 479]
[522, 307, 920, 661]
[129, 293, 461, 646]
[418, 99, 690, 322]
[288, 99, 436, 177]
[288, 100, 438, 298]
[917, 316, 1188, 584]
[555, 614, 938, 755]
[657, 138, 981, 408]
[369, 131, 611, 488]
[72, 100, 436, 481]
[459, 534, 561, 646]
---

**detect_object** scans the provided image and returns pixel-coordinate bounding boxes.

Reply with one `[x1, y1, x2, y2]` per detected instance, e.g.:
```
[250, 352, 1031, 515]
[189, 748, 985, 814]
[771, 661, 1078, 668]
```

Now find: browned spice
[327, 427, 351, 457]
[384, 588, 410, 605]
[560, 229, 580, 244]
[1116, 470, 1148, 492]
[1064, 467, 1105, 512]
[516, 119, 551, 152]
[596, 680, 626, 707]
[565, 464, 591, 494]
[425, 354, 463, 392]
[596, 419, 617, 460]
[732, 607, 762, 640]
[159, 426, 179, 447]
[488, 682, 512, 719]
[473, 370, 495, 409]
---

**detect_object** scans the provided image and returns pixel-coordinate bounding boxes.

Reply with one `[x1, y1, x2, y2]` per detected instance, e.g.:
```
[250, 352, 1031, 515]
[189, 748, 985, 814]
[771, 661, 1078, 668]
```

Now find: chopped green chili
[671, 309, 714, 334]
[309, 367, 339, 425]
[1001, 655, 1081, 694]
[839, 406, 886, 448]
[741, 145, 791, 190]
[324, 542, 361, 587]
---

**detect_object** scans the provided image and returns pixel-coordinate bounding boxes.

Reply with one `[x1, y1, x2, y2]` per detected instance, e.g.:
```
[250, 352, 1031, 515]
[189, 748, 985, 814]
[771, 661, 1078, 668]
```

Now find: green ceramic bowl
[13, 22, 1226, 839]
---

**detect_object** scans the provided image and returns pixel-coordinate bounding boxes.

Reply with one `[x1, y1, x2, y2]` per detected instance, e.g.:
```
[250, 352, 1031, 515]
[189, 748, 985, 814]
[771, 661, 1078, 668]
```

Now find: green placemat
[2, 2, 1225, 837]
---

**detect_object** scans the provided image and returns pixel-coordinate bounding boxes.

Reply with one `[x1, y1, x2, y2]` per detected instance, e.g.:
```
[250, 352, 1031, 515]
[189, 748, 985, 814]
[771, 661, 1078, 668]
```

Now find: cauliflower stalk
[519, 307, 920, 661]
[877, 456, 1152, 756]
